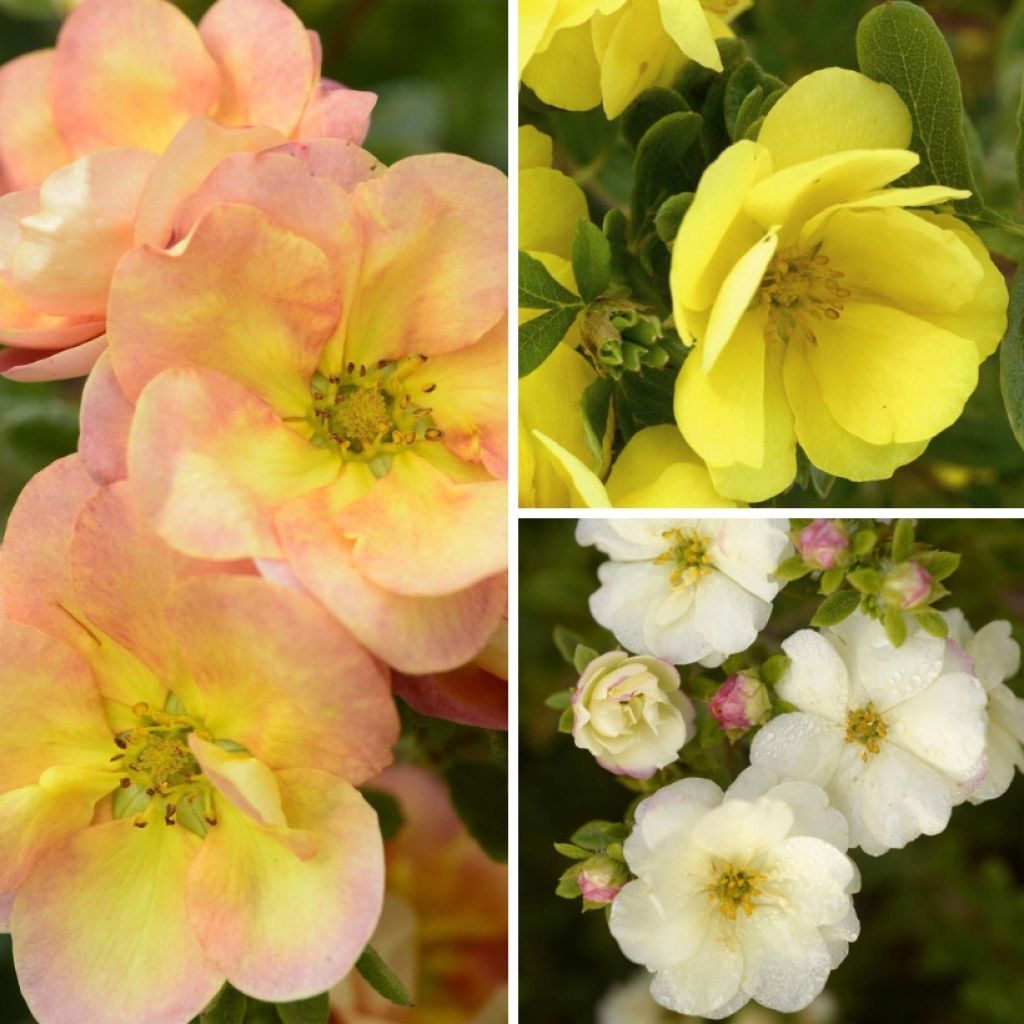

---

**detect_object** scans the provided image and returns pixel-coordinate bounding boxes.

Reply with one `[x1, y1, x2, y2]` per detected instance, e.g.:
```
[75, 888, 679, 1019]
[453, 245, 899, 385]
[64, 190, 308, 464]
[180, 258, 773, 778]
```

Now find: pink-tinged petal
[0, 298, 103, 350]
[199, 0, 316, 137]
[12, 818, 222, 1024]
[12, 148, 158, 318]
[108, 202, 339, 413]
[277, 489, 506, 673]
[294, 83, 377, 145]
[338, 452, 507, 596]
[0, 768, 119, 899]
[0, 334, 106, 381]
[0, 51, 70, 191]
[279, 137, 384, 190]
[128, 368, 340, 561]
[167, 574, 398, 785]
[0, 455, 99, 651]
[53, 0, 220, 154]
[134, 117, 285, 248]
[187, 768, 384, 1001]
[344, 155, 507, 364]
[79, 351, 131, 483]
[395, 667, 508, 729]
[0, 189, 39, 266]
[189, 736, 286, 827]
[0, 620, 114, 793]
[403, 314, 508, 476]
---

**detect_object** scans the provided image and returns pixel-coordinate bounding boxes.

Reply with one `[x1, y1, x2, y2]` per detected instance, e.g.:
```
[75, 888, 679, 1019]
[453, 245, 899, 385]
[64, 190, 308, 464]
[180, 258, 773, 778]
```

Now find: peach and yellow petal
[520, 165, 588, 260]
[293, 84, 377, 146]
[806, 303, 980, 445]
[784, 338, 928, 481]
[167, 574, 397, 785]
[0, 335, 105, 382]
[199, 0, 315, 137]
[109, 203, 339, 414]
[344, 155, 507, 364]
[127, 367, 340, 561]
[0, 51, 70, 191]
[522, 22, 602, 112]
[395, 667, 509, 729]
[79, 351, 131, 484]
[278, 491, 506, 673]
[12, 818, 221, 1024]
[189, 736, 286, 828]
[0, 455, 100, 652]
[187, 768, 384, 1001]
[134, 117, 285, 248]
[12, 148, 158, 318]
[0, 620, 113, 794]
[278, 137, 384, 190]
[53, 0, 220, 155]
[757, 67, 913, 170]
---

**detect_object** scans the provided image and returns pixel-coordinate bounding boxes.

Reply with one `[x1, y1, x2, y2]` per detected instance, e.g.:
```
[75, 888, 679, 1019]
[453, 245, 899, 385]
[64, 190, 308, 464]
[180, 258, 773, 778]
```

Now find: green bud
[640, 344, 669, 368]
[621, 342, 643, 372]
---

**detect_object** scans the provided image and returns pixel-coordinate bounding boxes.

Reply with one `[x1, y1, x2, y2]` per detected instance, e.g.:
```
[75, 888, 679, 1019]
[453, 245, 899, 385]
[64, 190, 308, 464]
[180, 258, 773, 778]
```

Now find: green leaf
[915, 609, 949, 639]
[553, 624, 585, 664]
[571, 820, 627, 852]
[847, 568, 882, 594]
[1017, 79, 1024, 194]
[359, 788, 405, 841]
[856, 1, 981, 214]
[580, 376, 613, 470]
[914, 550, 961, 582]
[572, 643, 599, 674]
[732, 84, 763, 141]
[630, 111, 703, 229]
[201, 985, 247, 1024]
[556, 862, 583, 898]
[355, 945, 413, 1008]
[621, 86, 689, 150]
[554, 842, 591, 860]
[810, 465, 836, 499]
[276, 993, 330, 1024]
[613, 366, 675, 443]
[518, 249, 581, 310]
[572, 219, 612, 303]
[543, 690, 572, 710]
[819, 567, 845, 595]
[774, 555, 810, 582]
[851, 529, 878, 556]
[883, 606, 908, 648]
[761, 654, 791, 687]
[891, 519, 916, 563]
[519, 305, 583, 378]
[445, 761, 507, 862]
[811, 590, 861, 627]
[654, 192, 694, 244]
[557, 706, 574, 733]
[1000, 265, 1024, 452]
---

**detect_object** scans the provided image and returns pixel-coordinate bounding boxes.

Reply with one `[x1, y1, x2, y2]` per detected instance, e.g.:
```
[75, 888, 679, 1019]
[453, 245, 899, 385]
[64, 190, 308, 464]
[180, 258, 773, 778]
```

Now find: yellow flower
[670, 67, 1008, 502]
[521, 0, 752, 119]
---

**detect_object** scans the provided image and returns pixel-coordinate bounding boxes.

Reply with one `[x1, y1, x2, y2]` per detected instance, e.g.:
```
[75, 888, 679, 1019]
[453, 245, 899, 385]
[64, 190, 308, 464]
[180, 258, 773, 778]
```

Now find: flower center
[707, 863, 767, 920]
[304, 356, 444, 464]
[655, 528, 713, 588]
[760, 244, 850, 345]
[845, 702, 888, 760]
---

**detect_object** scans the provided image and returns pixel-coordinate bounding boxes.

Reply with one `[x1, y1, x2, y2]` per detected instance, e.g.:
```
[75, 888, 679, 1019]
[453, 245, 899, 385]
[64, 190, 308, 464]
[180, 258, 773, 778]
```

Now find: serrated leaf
[915, 609, 949, 638]
[819, 567, 845, 595]
[445, 761, 507, 862]
[519, 249, 581, 310]
[847, 568, 882, 594]
[883, 606, 908, 648]
[915, 550, 961, 582]
[519, 303, 583, 378]
[856, 1, 982, 214]
[544, 690, 572, 710]
[761, 655, 791, 687]
[554, 842, 591, 860]
[558, 707, 574, 733]
[572, 220, 612, 303]
[774, 555, 810, 582]
[891, 519, 916, 563]
[276, 993, 330, 1024]
[356, 945, 413, 1007]
[553, 624, 585, 664]
[999, 265, 1024, 452]
[572, 643, 599, 674]
[359, 788, 405, 841]
[580, 376, 613, 471]
[201, 985, 247, 1024]
[654, 192, 694, 244]
[631, 111, 703, 230]
[811, 590, 861, 627]
[621, 86, 689, 150]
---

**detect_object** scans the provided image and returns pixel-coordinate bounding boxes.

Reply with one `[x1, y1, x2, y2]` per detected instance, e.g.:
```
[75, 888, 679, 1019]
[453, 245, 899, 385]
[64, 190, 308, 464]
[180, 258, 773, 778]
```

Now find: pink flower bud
[883, 561, 932, 610]
[578, 856, 629, 905]
[709, 673, 771, 732]
[795, 519, 849, 569]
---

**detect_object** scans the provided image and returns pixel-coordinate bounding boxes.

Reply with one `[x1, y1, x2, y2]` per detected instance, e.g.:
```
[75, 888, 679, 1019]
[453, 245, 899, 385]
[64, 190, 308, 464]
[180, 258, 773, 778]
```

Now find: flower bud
[572, 651, 695, 778]
[709, 673, 772, 733]
[795, 519, 849, 569]
[578, 855, 629, 906]
[882, 561, 932, 610]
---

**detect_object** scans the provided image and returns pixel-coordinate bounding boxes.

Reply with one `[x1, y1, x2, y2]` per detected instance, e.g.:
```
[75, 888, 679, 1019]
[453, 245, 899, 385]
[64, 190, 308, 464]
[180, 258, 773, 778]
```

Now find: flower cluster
[0, 1, 507, 1021]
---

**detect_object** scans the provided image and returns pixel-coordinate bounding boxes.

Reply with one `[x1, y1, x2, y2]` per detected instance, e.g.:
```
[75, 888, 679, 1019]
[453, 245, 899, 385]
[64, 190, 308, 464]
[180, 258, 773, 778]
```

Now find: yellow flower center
[655, 528, 713, 588]
[845, 702, 888, 760]
[760, 244, 850, 345]
[304, 355, 444, 464]
[707, 863, 767, 920]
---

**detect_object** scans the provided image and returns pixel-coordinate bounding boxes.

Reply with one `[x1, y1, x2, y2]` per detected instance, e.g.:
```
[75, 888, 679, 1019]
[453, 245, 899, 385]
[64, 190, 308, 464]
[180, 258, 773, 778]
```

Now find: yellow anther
[707, 864, 767, 920]
[656, 528, 713, 588]
[845, 703, 888, 760]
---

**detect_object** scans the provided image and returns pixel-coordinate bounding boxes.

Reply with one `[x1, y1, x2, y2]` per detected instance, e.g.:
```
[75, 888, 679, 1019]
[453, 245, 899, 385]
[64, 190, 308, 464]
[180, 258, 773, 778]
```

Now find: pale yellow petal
[800, 185, 973, 240]
[522, 22, 602, 111]
[519, 125, 553, 170]
[657, 0, 721, 70]
[599, 0, 679, 118]
[532, 431, 610, 507]
[520, 167, 588, 259]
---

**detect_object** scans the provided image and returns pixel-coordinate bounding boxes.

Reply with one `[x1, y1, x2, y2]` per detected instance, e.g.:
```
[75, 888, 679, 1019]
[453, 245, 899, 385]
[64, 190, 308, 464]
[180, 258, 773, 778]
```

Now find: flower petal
[394, 666, 508, 729]
[519, 165, 588, 259]
[80, 351, 132, 483]
[750, 713, 845, 789]
[522, 22, 602, 113]
[0, 334, 106, 382]
[776, 631, 851, 723]
[293, 84, 377, 145]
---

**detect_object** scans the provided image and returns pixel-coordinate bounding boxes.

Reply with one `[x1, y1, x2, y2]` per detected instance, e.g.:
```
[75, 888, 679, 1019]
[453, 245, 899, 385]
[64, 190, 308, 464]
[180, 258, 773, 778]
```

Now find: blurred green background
[0, 2, 505, 1021]
[520, 518, 1024, 1024]
[0, 0, 507, 532]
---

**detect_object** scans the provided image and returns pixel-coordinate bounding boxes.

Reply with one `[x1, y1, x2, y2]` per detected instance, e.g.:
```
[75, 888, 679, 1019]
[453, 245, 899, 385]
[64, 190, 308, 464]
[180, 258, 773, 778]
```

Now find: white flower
[942, 609, 1023, 804]
[609, 770, 859, 1020]
[577, 519, 792, 667]
[596, 971, 693, 1024]
[572, 651, 695, 778]
[751, 610, 988, 855]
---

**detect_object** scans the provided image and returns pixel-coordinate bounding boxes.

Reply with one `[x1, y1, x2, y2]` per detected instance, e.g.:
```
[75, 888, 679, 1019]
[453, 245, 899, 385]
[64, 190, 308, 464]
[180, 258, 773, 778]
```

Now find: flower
[577, 518, 791, 667]
[709, 672, 771, 732]
[329, 764, 507, 1024]
[750, 610, 988, 855]
[795, 519, 848, 570]
[609, 768, 859, 1019]
[942, 609, 1024, 804]
[80, 143, 507, 678]
[521, 0, 752, 119]
[572, 651, 695, 777]
[578, 855, 631, 905]
[881, 561, 933, 610]
[671, 68, 1008, 501]
[0, 456, 400, 1024]
[0, 0, 376, 382]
